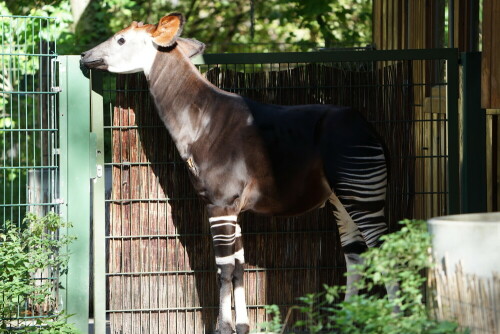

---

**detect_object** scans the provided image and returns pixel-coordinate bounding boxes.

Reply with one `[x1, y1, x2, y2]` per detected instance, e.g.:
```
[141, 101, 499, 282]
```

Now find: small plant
[258, 305, 286, 334]
[257, 220, 468, 334]
[0, 212, 78, 333]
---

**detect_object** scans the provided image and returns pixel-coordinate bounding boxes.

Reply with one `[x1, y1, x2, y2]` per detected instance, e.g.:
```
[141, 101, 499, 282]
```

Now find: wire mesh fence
[0, 15, 61, 328]
[96, 49, 458, 333]
[0, 15, 59, 225]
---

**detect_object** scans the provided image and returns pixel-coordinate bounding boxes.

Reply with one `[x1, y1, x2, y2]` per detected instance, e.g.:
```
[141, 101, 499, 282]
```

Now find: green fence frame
[460, 52, 487, 213]
[58, 55, 91, 333]
[90, 70, 107, 334]
[58, 58, 107, 334]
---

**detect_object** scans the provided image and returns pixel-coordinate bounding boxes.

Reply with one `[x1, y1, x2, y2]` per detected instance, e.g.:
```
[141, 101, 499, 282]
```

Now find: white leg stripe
[220, 284, 233, 325]
[209, 215, 238, 223]
[214, 240, 236, 247]
[213, 233, 237, 240]
[234, 285, 249, 326]
[210, 222, 237, 229]
[215, 248, 245, 265]
[234, 248, 245, 263]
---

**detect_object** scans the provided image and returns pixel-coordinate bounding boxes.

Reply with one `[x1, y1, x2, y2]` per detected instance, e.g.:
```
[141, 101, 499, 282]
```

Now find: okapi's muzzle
[80, 51, 108, 70]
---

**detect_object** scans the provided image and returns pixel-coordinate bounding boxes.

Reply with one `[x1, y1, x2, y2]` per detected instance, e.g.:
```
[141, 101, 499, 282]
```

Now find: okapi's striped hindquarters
[328, 144, 388, 298]
[330, 144, 388, 249]
[81, 12, 391, 334]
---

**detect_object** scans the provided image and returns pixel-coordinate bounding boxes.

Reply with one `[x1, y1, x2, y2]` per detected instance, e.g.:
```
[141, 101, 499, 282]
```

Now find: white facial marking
[100, 28, 157, 76]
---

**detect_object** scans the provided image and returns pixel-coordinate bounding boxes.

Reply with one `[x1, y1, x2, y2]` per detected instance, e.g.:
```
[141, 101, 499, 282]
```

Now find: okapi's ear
[177, 38, 206, 58]
[152, 13, 184, 47]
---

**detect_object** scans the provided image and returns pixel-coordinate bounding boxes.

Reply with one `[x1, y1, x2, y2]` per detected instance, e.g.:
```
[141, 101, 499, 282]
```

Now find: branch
[70, 0, 91, 32]
[316, 14, 335, 48]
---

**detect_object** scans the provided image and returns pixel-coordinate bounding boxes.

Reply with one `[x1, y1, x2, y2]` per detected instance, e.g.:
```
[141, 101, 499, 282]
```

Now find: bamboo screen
[101, 56, 449, 333]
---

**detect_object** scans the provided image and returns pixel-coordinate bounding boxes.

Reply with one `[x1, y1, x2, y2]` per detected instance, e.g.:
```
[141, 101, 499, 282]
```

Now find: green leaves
[259, 305, 284, 333]
[275, 0, 372, 48]
[258, 220, 467, 334]
[5, 0, 372, 54]
[0, 213, 76, 333]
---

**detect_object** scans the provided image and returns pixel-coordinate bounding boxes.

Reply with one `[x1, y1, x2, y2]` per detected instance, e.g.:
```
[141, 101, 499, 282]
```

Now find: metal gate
[83, 48, 462, 334]
[1, 14, 52, 329]
[0, 16, 89, 332]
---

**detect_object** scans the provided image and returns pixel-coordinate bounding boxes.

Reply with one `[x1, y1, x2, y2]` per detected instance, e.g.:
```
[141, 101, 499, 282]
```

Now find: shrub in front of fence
[0, 212, 77, 333]
[257, 220, 468, 334]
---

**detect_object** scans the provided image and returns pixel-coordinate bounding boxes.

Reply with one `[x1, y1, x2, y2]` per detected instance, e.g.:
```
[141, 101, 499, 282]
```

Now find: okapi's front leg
[209, 213, 249, 334]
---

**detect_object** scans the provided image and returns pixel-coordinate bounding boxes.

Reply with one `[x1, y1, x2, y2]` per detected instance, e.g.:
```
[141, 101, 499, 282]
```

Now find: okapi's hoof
[236, 323, 250, 334]
[217, 323, 235, 334]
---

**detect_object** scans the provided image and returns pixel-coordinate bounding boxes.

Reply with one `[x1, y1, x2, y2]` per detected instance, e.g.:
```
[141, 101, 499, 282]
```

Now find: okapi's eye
[117, 37, 126, 46]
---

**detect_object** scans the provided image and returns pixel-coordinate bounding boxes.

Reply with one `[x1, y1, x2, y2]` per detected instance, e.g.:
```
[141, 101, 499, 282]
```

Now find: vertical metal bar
[16, 19, 21, 224]
[448, 0, 455, 48]
[468, 0, 479, 52]
[1, 18, 5, 224]
[461, 52, 487, 212]
[58, 55, 91, 333]
[446, 50, 460, 214]
[91, 70, 107, 334]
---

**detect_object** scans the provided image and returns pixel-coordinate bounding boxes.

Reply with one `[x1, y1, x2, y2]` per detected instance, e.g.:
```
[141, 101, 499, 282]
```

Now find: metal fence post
[446, 49, 461, 214]
[461, 52, 487, 213]
[90, 70, 107, 334]
[58, 55, 91, 333]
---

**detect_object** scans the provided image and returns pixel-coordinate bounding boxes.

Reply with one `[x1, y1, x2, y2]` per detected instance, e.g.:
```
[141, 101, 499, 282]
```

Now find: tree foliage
[4, 0, 372, 53]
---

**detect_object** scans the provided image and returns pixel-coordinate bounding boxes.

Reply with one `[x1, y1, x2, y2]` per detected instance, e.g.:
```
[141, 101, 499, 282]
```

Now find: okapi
[81, 13, 392, 334]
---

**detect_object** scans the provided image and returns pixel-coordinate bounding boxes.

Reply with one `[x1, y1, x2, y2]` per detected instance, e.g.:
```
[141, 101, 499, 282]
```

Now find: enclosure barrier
[0, 14, 64, 329]
[85, 48, 460, 333]
[0, 16, 92, 331]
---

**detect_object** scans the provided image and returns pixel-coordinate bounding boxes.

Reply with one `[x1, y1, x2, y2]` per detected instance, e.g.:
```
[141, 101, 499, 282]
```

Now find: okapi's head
[80, 13, 204, 75]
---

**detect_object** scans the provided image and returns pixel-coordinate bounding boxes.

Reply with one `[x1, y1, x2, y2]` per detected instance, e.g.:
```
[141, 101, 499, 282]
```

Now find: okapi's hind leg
[328, 142, 400, 302]
[326, 145, 390, 299]
[329, 193, 367, 299]
[331, 191, 401, 309]
[208, 212, 249, 334]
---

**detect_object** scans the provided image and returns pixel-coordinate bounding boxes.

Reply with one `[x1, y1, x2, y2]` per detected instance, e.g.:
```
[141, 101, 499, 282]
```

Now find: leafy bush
[257, 220, 468, 334]
[0, 212, 77, 333]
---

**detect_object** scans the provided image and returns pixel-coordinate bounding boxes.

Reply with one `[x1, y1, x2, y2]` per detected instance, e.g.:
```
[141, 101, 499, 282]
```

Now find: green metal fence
[88, 48, 460, 334]
[57, 55, 91, 333]
[1, 17, 91, 333]
[0, 15, 62, 328]
[0, 15, 59, 225]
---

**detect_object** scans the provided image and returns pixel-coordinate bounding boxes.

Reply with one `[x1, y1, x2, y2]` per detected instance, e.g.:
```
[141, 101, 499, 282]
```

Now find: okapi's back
[240, 99, 384, 216]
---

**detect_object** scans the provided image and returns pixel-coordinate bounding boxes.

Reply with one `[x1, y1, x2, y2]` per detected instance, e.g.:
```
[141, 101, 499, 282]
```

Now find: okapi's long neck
[146, 48, 224, 159]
